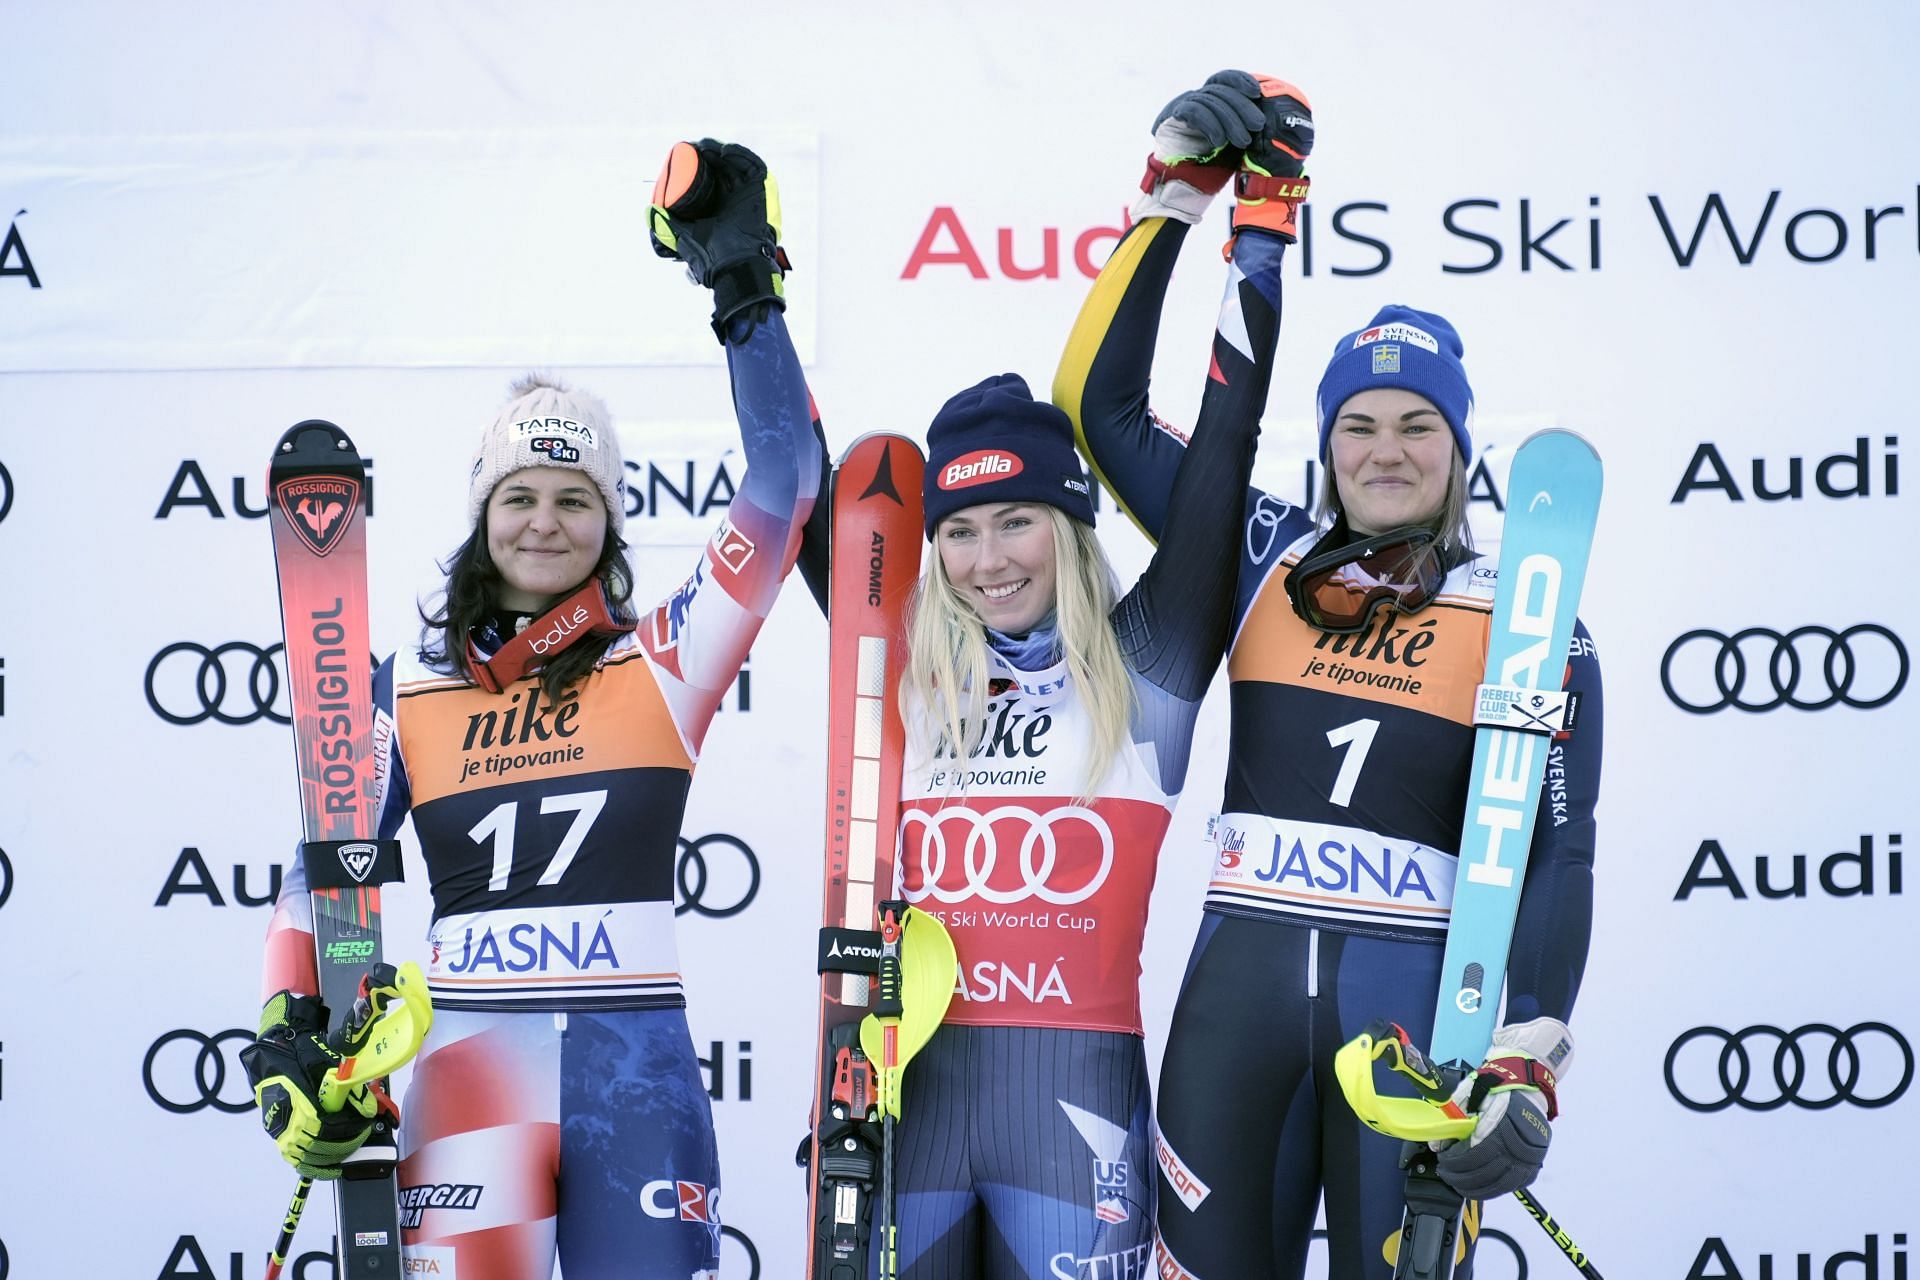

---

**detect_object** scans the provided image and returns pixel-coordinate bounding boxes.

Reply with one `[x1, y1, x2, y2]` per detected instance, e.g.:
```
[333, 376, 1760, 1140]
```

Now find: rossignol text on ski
[266, 419, 427, 1278]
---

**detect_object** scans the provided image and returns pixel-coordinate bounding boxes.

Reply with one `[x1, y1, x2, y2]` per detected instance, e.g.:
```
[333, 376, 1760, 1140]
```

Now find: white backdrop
[0, 3, 1914, 1278]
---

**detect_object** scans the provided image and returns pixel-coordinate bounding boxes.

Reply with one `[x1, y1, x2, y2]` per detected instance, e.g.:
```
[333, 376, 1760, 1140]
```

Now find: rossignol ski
[1397, 429, 1601, 1279]
[267, 420, 414, 1278]
[803, 432, 926, 1280]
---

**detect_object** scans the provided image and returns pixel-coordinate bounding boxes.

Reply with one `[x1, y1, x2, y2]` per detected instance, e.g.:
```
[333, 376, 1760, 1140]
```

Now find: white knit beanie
[467, 375, 626, 534]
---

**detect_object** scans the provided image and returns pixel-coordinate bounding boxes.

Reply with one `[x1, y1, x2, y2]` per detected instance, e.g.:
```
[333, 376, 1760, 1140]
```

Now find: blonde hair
[906, 507, 1135, 802]
[1316, 449, 1476, 554]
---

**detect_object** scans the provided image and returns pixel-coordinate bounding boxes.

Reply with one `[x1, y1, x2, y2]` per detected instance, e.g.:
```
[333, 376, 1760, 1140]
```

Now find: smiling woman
[484, 469, 611, 613]
[794, 70, 1310, 1278]
[245, 138, 824, 1280]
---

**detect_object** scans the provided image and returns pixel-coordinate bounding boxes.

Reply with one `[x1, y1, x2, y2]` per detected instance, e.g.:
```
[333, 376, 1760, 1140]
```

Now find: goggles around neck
[1284, 525, 1448, 635]
[467, 580, 634, 693]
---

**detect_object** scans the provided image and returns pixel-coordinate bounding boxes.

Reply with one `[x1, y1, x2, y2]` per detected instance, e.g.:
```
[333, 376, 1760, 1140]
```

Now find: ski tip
[838, 430, 927, 465]
[273, 419, 360, 463]
[1513, 426, 1603, 465]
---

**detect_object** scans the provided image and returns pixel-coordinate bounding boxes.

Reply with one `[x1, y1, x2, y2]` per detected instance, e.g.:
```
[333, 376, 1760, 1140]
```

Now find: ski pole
[1512, 1188, 1604, 1280]
[265, 1176, 313, 1280]
[262, 962, 435, 1280]
[860, 902, 958, 1280]
[1335, 1021, 1608, 1279]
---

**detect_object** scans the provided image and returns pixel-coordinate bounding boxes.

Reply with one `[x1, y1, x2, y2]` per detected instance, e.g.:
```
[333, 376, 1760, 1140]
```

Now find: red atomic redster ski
[267, 420, 409, 1277]
[803, 432, 926, 1280]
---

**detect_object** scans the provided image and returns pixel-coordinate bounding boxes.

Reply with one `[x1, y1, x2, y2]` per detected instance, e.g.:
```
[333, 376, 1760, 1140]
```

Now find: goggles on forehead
[1284, 526, 1447, 634]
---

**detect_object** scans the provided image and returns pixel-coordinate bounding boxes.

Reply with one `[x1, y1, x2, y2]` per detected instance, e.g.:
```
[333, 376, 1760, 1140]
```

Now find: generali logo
[940, 451, 1022, 490]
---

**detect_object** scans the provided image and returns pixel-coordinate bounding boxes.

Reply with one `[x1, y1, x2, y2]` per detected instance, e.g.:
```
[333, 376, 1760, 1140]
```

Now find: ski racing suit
[260, 312, 821, 1280]
[799, 225, 1287, 1279]
[1055, 216, 1603, 1280]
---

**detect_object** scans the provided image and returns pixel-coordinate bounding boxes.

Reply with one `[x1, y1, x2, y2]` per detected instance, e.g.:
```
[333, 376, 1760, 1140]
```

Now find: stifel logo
[277, 475, 361, 557]
[941, 451, 1022, 490]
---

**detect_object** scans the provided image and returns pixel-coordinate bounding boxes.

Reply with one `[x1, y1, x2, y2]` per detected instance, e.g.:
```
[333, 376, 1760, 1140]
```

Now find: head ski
[1391, 428, 1603, 1280]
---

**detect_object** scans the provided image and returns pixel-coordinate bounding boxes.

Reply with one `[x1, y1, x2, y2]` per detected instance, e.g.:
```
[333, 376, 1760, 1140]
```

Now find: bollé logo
[157, 456, 375, 519]
[1675, 833, 1904, 901]
[1685, 1233, 1908, 1280]
[1672, 436, 1899, 502]
[940, 451, 1022, 490]
[529, 604, 593, 655]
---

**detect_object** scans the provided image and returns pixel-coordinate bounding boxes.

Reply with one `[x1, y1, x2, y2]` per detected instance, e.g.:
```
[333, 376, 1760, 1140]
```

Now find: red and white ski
[266, 420, 408, 1278]
[803, 432, 925, 1280]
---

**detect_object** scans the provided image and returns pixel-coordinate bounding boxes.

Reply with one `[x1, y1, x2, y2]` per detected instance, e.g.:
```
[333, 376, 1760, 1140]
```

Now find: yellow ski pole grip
[1333, 1019, 1477, 1144]
[318, 960, 435, 1112]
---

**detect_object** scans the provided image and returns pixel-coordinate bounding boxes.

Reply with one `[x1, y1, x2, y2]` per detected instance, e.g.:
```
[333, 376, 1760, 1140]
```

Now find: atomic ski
[1389, 428, 1603, 1280]
[267, 420, 410, 1278]
[803, 432, 926, 1280]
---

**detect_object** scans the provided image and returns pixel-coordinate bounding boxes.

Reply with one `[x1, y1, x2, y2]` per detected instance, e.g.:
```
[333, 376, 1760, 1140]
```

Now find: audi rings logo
[1664, 1022, 1913, 1112]
[1661, 625, 1908, 713]
[145, 642, 289, 726]
[721, 1224, 761, 1280]
[143, 1028, 256, 1114]
[0, 460, 13, 524]
[902, 805, 1114, 906]
[0, 846, 12, 910]
[1245, 493, 1288, 567]
[675, 833, 761, 918]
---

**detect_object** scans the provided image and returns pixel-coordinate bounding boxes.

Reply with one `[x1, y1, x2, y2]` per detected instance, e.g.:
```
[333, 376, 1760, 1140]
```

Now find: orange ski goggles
[1285, 527, 1447, 634]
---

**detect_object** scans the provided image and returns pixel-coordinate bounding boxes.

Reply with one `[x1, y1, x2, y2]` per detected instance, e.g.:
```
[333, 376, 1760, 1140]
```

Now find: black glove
[1433, 1017, 1571, 1200]
[239, 991, 379, 1180]
[649, 139, 791, 343]
[1152, 72, 1270, 159]
[1222, 73, 1314, 245]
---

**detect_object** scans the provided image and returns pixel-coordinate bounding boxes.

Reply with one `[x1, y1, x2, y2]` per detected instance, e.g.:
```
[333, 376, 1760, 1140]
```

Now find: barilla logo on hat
[1353, 324, 1439, 355]
[513, 417, 599, 448]
[530, 437, 581, 463]
[939, 450, 1023, 490]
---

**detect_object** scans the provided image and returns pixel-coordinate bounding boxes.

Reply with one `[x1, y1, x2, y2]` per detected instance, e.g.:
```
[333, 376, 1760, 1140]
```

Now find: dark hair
[419, 517, 635, 702]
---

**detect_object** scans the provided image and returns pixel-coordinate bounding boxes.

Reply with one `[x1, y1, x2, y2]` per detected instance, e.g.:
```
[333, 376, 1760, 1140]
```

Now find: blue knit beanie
[922, 373, 1096, 538]
[1315, 305, 1473, 460]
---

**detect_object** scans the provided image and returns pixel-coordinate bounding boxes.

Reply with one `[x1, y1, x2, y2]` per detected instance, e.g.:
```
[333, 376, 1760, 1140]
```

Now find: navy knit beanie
[922, 373, 1096, 538]
[1315, 305, 1474, 461]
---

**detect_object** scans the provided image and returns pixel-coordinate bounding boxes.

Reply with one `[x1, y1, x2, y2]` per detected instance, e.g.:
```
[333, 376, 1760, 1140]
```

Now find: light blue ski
[1428, 428, 1603, 1067]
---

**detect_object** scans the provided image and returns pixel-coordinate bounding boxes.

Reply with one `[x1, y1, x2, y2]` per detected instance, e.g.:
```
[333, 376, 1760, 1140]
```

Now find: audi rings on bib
[1663, 1022, 1913, 1111]
[1245, 493, 1288, 567]
[674, 833, 761, 918]
[146, 641, 289, 726]
[143, 1028, 257, 1114]
[1661, 625, 1908, 712]
[902, 805, 1114, 906]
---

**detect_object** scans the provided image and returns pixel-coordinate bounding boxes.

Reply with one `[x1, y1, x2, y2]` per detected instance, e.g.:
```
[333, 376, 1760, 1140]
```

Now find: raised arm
[642, 140, 823, 747]
[1116, 223, 1292, 702]
[1056, 72, 1312, 544]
